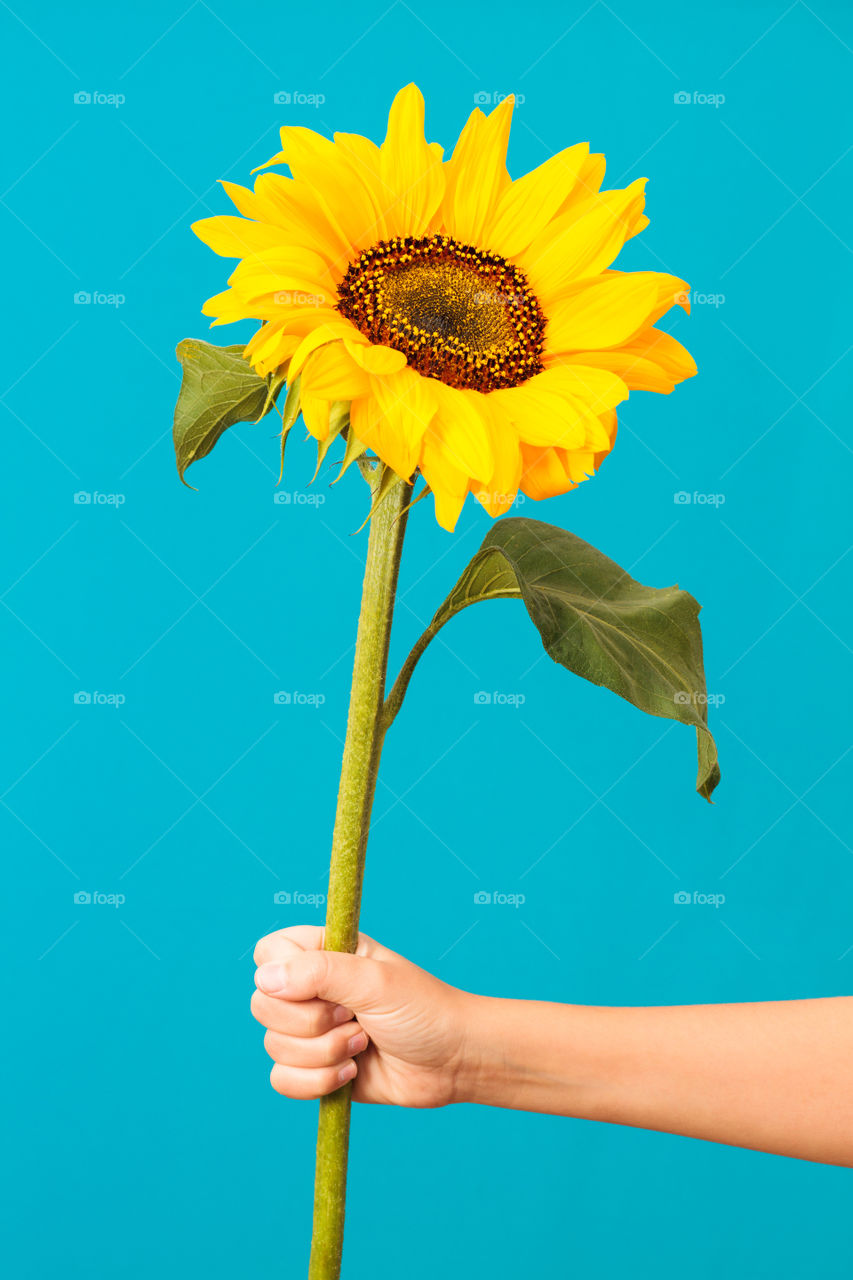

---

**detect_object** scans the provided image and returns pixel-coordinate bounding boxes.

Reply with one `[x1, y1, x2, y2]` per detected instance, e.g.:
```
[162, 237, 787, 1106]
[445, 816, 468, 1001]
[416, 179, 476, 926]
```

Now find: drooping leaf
[385, 516, 720, 801]
[173, 339, 286, 485]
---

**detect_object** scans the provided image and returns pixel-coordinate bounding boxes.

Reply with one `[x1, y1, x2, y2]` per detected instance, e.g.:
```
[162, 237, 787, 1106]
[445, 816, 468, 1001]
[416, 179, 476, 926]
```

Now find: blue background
[2, 1, 852, 1275]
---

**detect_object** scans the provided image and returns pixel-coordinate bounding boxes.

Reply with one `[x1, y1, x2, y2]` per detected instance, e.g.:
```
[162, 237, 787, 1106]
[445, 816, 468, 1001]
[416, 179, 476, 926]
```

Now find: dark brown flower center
[336, 234, 546, 392]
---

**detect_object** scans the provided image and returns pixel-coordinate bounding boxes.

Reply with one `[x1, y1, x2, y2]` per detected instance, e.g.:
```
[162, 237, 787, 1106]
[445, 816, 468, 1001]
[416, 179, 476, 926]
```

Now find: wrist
[450, 992, 616, 1115]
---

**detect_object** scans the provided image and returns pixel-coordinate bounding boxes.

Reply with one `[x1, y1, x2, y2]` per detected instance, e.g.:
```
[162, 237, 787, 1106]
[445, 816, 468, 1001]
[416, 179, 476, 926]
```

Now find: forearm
[457, 994, 853, 1166]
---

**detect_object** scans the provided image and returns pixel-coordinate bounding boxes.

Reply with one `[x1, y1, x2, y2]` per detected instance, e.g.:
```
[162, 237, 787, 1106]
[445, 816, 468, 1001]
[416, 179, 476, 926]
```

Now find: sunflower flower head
[193, 86, 696, 530]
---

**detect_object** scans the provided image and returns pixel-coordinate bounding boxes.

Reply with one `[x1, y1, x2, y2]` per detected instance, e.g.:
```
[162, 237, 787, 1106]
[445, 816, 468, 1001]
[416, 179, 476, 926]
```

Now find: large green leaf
[172, 339, 286, 485]
[384, 516, 720, 801]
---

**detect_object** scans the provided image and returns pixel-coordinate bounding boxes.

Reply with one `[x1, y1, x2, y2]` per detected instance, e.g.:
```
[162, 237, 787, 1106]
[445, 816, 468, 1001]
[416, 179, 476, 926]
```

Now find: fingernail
[338, 1061, 357, 1085]
[348, 1032, 367, 1055]
[256, 963, 288, 994]
[332, 1004, 353, 1024]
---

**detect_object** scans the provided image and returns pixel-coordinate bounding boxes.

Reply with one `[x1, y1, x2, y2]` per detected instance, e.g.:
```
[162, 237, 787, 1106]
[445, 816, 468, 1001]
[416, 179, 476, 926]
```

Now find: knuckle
[306, 1003, 331, 1035]
[250, 989, 266, 1023]
[253, 933, 274, 966]
[263, 1028, 279, 1059]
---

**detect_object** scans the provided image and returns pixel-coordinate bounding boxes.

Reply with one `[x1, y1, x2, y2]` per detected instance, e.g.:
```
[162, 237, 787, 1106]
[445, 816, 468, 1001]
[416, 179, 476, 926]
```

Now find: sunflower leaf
[173, 339, 286, 486]
[384, 516, 720, 801]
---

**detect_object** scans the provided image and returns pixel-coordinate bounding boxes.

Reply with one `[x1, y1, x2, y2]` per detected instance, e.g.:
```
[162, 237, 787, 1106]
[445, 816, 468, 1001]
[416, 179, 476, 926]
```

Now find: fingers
[264, 1018, 369, 1101]
[250, 989, 353, 1037]
[270, 1059, 358, 1100]
[254, 949, 388, 1013]
[250, 925, 400, 1101]
[264, 1023, 368, 1069]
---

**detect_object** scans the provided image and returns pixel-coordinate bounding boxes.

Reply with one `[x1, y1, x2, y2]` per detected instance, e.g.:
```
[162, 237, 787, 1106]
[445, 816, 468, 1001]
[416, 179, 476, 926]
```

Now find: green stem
[308, 468, 412, 1280]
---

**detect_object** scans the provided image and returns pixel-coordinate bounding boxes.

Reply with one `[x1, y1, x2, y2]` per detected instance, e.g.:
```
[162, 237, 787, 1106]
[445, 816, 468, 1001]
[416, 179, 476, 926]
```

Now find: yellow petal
[592, 410, 618, 469]
[535, 364, 629, 415]
[519, 179, 647, 299]
[442, 96, 514, 244]
[544, 273, 662, 351]
[191, 215, 289, 259]
[482, 143, 590, 258]
[333, 132, 388, 241]
[380, 84, 445, 239]
[563, 151, 607, 207]
[247, 173, 347, 263]
[278, 126, 385, 262]
[288, 321, 360, 380]
[344, 342, 408, 376]
[631, 273, 692, 328]
[469, 391, 522, 515]
[419, 424, 470, 531]
[490, 382, 583, 450]
[300, 341, 371, 401]
[519, 445, 573, 500]
[562, 446, 598, 484]
[244, 322, 300, 376]
[430, 381, 493, 482]
[219, 180, 267, 221]
[625, 328, 697, 385]
[552, 330, 696, 393]
[351, 367, 437, 480]
[300, 394, 332, 441]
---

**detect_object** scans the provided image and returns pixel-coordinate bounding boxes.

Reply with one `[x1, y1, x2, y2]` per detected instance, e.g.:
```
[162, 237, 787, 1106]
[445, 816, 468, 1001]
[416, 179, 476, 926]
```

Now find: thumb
[255, 948, 388, 1013]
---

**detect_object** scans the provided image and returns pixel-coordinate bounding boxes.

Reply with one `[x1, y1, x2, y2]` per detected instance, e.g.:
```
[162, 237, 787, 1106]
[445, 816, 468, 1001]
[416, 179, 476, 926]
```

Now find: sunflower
[193, 86, 695, 530]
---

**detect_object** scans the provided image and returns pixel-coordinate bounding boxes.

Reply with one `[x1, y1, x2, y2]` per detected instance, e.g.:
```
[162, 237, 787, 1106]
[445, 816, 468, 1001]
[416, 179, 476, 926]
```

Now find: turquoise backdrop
[2, 1, 852, 1275]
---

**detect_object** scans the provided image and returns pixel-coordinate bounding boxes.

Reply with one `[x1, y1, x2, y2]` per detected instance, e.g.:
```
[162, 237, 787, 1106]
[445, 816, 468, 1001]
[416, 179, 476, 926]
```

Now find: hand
[251, 925, 474, 1107]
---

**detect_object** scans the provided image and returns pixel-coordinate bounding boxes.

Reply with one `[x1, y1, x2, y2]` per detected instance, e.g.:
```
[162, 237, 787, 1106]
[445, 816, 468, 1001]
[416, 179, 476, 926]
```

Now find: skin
[252, 925, 853, 1167]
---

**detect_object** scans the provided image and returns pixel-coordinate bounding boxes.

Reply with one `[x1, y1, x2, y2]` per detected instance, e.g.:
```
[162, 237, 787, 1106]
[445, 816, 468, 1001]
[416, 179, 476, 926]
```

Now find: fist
[251, 925, 473, 1108]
